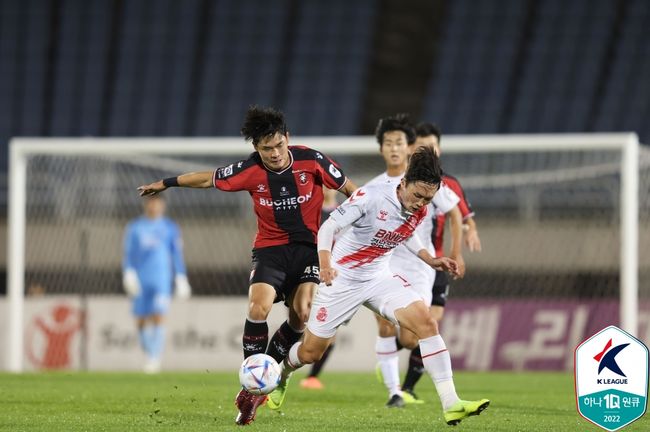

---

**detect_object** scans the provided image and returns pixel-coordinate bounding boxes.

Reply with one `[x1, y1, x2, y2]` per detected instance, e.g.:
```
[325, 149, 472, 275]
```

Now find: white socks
[375, 336, 401, 397]
[419, 334, 460, 410]
[280, 341, 304, 383]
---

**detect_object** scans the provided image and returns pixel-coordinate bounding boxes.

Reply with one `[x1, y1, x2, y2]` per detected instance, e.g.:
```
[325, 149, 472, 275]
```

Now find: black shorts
[250, 242, 320, 306]
[431, 271, 450, 307]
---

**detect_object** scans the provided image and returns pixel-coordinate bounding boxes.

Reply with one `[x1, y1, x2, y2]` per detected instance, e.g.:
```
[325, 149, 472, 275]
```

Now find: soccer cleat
[234, 388, 268, 425]
[300, 376, 324, 390]
[267, 373, 291, 411]
[385, 394, 405, 408]
[401, 389, 425, 404]
[443, 399, 490, 426]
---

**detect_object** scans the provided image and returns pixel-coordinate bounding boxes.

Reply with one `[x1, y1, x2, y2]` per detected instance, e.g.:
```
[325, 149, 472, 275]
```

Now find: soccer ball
[239, 353, 281, 395]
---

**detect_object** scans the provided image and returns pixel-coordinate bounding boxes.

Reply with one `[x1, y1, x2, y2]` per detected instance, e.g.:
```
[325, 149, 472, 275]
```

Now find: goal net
[5, 134, 649, 371]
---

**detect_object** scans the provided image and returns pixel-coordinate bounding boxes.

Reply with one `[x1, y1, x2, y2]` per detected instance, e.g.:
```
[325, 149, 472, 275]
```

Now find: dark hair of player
[415, 122, 442, 142]
[404, 145, 442, 187]
[241, 106, 288, 145]
[375, 113, 416, 147]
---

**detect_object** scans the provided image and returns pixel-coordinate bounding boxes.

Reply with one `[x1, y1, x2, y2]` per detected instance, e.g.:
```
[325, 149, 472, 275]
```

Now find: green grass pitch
[1, 371, 647, 431]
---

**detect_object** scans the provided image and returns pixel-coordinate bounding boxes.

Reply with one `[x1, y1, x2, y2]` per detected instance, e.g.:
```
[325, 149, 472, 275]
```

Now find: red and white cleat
[234, 388, 268, 426]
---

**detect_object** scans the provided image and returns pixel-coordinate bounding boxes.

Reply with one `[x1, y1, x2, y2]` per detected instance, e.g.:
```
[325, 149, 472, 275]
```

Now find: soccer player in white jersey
[267, 146, 490, 426]
[399, 122, 482, 401]
[365, 114, 465, 407]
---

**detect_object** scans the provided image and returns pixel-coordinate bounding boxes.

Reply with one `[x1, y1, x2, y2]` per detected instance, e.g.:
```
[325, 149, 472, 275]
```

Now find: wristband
[162, 177, 179, 187]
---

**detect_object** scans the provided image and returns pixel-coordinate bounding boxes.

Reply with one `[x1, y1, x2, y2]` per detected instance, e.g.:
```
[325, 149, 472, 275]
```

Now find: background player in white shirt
[268, 146, 490, 427]
[399, 122, 483, 400]
[366, 115, 465, 407]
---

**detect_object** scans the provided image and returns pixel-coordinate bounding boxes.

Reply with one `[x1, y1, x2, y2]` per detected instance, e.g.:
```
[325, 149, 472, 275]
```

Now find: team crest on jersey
[299, 172, 309, 185]
[329, 164, 342, 178]
[316, 307, 328, 322]
[216, 164, 234, 179]
[257, 184, 267, 193]
[377, 210, 389, 221]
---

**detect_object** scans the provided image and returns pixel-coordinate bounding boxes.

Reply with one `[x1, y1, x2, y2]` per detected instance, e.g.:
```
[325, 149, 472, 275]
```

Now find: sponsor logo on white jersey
[370, 228, 408, 249]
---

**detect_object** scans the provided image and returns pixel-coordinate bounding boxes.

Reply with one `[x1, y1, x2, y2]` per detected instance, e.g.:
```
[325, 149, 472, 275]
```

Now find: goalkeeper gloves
[175, 274, 192, 300]
[122, 268, 141, 297]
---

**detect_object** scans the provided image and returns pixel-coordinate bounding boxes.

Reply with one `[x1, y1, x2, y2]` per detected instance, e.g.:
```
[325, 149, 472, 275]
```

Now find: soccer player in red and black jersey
[399, 122, 482, 399]
[138, 106, 358, 425]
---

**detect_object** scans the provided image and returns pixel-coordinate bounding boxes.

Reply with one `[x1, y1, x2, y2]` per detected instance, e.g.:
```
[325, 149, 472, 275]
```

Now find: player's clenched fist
[319, 267, 338, 286]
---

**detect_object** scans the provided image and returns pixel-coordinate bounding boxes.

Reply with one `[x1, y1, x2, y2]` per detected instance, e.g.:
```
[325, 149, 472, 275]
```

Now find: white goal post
[6, 133, 641, 372]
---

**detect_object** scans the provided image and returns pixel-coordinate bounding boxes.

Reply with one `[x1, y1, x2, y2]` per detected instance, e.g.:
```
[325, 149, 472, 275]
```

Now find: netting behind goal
[6, 134, 650, 371]
[15, 137, 649, 299]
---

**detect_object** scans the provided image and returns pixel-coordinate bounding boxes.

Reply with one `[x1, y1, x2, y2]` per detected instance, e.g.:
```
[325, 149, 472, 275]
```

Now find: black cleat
[386, 394, 405, 408]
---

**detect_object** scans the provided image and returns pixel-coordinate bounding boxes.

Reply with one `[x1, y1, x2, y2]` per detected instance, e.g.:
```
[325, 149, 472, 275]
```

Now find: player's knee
[377, 319, 396, 337]
[429, 305, 444, 322]
[288, 312, 307, 330]
[248, 301, 271, 321]
[294, 305, 310, 324]
[399, 332, 419, 350]
[416, 316, 439, 338]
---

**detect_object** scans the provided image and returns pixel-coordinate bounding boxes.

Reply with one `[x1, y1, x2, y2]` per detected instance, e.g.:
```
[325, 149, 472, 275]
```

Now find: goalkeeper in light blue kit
[122, 195, 191, 373]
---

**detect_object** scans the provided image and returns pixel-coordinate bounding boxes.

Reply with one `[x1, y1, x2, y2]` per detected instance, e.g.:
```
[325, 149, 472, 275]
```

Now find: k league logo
[575, 326, 648, 431]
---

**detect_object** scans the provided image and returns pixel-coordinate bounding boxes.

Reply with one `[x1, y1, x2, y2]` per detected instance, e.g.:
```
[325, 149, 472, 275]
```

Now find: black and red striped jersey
[432, 173, 475, 256]
[212, 145, 348, 249]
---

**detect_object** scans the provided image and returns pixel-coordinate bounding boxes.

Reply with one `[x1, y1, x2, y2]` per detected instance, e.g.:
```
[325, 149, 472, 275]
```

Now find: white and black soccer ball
[239, 353, 281, 395]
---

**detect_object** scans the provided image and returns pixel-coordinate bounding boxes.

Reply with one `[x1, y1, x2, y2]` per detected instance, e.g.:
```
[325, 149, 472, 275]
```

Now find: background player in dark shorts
[431, 270, 450, 308]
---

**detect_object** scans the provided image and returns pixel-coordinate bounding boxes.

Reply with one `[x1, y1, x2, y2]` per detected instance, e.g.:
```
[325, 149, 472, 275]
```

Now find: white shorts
[307, 270, 424, 338]
[391, 268, 435, 306]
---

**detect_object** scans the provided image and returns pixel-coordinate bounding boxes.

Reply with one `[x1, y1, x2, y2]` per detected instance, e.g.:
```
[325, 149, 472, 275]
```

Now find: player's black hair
[241, 106, 288, 145]
[415, 122, 442, 142]
[404, 145, 442, 187]
[375, 113, 416, 147]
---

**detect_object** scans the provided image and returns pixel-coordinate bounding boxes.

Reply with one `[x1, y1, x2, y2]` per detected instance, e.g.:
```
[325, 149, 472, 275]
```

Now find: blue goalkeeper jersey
[123, 216, 186, 293]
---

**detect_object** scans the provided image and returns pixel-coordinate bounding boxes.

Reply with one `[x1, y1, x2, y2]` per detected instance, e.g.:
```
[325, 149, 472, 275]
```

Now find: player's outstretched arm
[417, 250, 460, 279]
[138, 171, 214, 196]
[464, 217, 482, 252]
[338, 178, 359, 197]
[318, 217, 344, 286]
[318, 250, 338, 286]
[447, 206, 466, 278]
